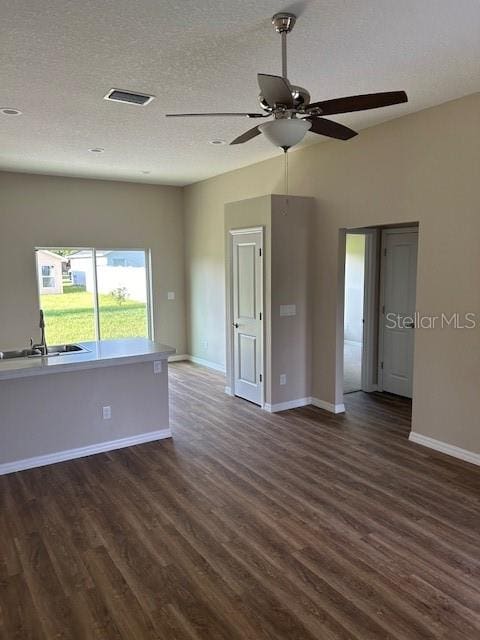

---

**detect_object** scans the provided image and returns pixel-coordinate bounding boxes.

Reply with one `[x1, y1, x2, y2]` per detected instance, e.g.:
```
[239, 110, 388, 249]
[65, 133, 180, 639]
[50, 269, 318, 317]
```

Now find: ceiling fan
[166, 12, 408, 151]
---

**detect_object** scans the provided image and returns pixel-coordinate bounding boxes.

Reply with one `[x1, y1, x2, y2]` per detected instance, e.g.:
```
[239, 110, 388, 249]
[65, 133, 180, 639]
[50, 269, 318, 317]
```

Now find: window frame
[41, 264, 56, 289]
[35, 247, 154, 342]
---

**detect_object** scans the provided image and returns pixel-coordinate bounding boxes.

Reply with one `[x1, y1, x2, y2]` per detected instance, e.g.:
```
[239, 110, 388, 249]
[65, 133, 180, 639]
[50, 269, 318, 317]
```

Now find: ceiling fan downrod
[272, 12, 296, 79]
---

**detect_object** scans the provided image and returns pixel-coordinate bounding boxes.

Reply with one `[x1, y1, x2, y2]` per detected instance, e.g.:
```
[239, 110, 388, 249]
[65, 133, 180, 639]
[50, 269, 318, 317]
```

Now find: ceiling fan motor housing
[290, 85, 310, 108]
[258, 84, 310, 112]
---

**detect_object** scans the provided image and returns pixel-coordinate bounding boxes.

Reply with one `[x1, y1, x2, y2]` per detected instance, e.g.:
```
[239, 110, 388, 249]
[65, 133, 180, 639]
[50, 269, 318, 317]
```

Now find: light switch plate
[167, 291, 175, 300]
[153, 360, 162, 374]
[280, 374, 287, 386]
[280, 304, 296, 317]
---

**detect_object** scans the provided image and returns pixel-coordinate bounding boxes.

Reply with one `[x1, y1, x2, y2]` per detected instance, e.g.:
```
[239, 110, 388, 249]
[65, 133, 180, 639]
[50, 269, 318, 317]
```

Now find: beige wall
[1, 95, 479, 455]
[270, 195, 313, 407]
[0, 361, 170, 467]
[184, 93, 480, 453]
[0, 172, 186, 353]
[224, 195, 313, 407]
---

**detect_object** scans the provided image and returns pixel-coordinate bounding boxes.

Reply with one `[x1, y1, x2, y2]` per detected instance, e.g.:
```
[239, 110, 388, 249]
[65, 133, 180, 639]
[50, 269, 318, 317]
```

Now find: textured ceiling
[1, 0, 479, 186]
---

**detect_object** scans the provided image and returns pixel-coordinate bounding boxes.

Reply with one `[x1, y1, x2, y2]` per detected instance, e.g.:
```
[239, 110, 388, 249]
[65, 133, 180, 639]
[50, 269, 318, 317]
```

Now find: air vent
[104, 89, 154, 106]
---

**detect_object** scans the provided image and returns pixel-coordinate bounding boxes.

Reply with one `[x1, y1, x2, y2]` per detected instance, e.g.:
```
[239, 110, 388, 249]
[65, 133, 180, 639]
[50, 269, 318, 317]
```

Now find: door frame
[342, 228, 379, 396]
[361, 229, 379, 392]
[377, 226, 418, 393]
[227, 227, 265, 407]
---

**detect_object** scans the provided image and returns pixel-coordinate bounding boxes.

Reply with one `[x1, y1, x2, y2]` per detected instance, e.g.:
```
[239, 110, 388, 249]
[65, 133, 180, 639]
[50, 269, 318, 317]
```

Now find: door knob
[232, 322, 239, 328]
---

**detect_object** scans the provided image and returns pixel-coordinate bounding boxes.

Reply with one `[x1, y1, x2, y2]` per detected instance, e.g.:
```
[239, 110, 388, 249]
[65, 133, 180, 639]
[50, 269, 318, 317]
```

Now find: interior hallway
[1, 362, 479, 639]
[344, 339, 363, 393]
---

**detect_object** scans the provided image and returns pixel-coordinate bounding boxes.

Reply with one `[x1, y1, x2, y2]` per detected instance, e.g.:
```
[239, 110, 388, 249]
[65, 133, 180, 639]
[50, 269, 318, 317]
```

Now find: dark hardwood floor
[1, 362, 480, 639]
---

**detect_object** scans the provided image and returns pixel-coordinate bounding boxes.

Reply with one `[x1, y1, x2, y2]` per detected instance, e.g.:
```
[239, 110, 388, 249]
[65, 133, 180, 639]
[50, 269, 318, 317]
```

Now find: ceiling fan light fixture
[259, 118, 311, 150]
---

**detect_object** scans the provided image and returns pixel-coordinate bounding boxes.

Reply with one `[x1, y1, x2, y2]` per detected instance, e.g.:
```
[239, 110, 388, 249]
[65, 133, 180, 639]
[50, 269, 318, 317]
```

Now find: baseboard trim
[264, 397, 311, 413]
[264, 396, 345, 414]
[0, 429, 172, 476]
[168, 354, 226, 373]
[409, 432, 480, 467]
[171, 356, 344, 416]
[311, 397, 346, 414]
[188, 355, 226, 373]
[168, 354, 189, 362]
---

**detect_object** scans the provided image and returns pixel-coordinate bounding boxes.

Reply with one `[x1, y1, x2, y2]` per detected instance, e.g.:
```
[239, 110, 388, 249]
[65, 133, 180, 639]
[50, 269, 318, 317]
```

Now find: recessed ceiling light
[1, 107, 22, 116]
[141, 170, 151, 174]
[209, 139, 226, 145]
[88, 147, 105, 153]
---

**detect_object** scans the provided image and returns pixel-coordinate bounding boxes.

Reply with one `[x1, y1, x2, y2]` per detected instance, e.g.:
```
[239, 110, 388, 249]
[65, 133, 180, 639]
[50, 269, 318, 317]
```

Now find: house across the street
[35, 249, 66, 295]
[69, 250, 147, 302]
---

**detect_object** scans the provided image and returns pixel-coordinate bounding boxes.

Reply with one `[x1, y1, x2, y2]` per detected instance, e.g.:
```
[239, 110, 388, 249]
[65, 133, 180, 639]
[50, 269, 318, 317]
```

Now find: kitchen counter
[0, 338, 175, 380]
[0, 338, 176, 475]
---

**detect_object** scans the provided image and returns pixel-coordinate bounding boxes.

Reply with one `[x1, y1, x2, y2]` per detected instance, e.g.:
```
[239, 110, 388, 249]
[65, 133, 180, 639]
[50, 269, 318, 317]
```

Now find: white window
[35, 248, 153, 344]
[41, 265, 56, 289]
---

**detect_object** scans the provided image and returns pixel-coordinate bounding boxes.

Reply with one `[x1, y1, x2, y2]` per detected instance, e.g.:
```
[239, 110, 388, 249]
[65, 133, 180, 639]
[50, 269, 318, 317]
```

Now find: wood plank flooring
[1, 362, 480, 639]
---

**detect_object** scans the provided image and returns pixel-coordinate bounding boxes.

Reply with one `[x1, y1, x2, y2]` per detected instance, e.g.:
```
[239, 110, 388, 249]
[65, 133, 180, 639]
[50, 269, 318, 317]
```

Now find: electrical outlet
[102, 406, 111, 420]
[153, 360, 162, 374]
[201, 340, 208, 351]
[280, 374, 287, 386]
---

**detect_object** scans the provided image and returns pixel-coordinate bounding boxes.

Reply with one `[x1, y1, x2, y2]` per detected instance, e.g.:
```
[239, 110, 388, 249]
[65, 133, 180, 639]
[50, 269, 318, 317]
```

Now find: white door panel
[232, 230, 263, 405]
[238, 334, 257, 384]
[237, 244, 256, 319]
[380, 230, 418, 398]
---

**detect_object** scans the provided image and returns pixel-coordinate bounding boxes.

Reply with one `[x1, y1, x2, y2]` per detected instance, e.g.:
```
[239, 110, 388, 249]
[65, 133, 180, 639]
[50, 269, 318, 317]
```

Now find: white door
[379, 229, 418, 398]
[231, 229, 263, 405]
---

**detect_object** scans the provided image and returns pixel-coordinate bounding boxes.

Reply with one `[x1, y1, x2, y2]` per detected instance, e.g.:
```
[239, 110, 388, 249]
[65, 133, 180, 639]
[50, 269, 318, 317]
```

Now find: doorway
[342, 225, 418, 401]
[344, 233, 366, 393]
[230, 228, 264, 406]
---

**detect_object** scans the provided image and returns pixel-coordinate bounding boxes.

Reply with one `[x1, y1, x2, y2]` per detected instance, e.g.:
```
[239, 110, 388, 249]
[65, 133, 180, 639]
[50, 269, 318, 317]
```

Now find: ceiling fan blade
[257, 74, 294, 108]
[306, 117, 358, 140]
[230, 125, 262, 145]
[308, 91, 407, 115]
[165, 112, 267, 118]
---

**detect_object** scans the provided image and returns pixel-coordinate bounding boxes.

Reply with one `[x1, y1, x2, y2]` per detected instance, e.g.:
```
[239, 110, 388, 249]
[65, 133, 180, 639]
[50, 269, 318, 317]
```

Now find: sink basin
[0, 344, 89, 360]
[47, 344, 89, 354]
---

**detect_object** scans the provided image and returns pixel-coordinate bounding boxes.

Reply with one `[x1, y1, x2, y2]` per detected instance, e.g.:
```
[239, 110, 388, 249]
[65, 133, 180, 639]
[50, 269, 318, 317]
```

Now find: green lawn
[40, 284, 148, 344]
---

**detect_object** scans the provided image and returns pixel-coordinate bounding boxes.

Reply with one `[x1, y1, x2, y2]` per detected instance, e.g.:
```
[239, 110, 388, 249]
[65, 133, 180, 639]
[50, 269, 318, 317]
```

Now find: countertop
[0, 338, 175, 381]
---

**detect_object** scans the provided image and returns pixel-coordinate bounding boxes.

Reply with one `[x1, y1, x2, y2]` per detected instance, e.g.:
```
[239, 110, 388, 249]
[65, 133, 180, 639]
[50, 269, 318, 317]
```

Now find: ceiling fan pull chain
[282, 148, 289, 217]
[286, 149, 288, 196]
[284, 149, 290, 215]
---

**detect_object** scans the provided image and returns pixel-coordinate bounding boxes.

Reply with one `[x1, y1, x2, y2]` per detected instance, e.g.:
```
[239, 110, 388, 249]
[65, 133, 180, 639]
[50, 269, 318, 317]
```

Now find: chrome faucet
[31, 310, 48, 356]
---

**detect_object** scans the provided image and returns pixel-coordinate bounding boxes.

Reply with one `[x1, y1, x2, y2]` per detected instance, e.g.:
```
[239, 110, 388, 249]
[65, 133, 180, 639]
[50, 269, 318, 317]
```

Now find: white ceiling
[1, 0, 479, 186]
